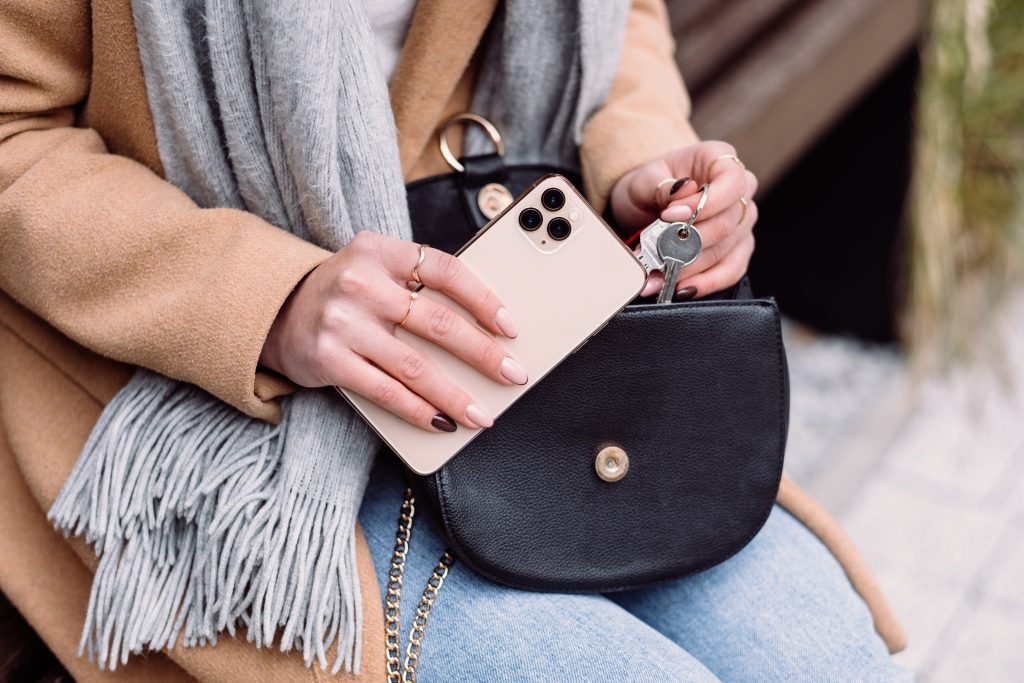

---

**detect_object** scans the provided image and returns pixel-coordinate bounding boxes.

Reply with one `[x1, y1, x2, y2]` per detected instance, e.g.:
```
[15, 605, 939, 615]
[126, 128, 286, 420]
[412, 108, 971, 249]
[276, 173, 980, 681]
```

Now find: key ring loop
[438, 113, 505, 173]
[687, 183, 712, 225]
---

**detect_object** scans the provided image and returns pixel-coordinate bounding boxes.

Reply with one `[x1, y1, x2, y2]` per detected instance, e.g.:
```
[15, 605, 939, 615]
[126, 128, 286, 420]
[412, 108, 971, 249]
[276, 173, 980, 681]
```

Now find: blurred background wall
[666, 0, 1023, 679]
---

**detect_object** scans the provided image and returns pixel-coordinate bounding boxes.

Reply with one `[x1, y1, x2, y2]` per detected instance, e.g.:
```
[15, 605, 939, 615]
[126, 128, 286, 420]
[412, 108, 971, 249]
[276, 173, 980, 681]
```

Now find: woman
[0, 0, 910, 680]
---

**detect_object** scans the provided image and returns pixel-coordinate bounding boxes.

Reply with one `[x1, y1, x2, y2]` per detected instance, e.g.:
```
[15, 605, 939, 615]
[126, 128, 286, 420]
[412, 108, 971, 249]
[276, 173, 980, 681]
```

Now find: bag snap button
[477, 183, 514, 219]
[595, 446, 628, 482]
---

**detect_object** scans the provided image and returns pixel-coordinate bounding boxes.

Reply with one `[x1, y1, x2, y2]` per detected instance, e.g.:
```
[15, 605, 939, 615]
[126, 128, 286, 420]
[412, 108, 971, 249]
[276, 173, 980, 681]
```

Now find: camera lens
[519, 208, 542, 231]
[547, 217, 571, 241]
[541, 188, 565, 211]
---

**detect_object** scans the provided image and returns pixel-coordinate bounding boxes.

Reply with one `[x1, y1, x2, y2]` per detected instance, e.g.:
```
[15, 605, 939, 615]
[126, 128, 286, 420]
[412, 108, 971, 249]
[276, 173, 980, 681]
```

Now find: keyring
[438, 113, 505, 173]
[688, 183, 712, 226]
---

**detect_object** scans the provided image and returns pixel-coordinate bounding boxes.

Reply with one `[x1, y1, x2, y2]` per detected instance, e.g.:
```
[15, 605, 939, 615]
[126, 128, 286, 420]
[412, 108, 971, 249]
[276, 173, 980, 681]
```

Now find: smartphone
[339, 174, 647, 474]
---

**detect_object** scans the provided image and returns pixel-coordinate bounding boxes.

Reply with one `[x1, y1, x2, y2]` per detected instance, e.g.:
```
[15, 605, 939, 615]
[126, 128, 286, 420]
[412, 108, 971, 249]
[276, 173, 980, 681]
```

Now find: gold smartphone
[339, 174, 647, 474]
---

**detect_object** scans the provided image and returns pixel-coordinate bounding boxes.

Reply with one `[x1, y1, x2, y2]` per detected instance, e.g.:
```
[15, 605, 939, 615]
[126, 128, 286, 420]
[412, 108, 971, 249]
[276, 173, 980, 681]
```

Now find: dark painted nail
[670, 177, 692, 195]
[431, 414, 457, 432]
[675, 286, 698, 301]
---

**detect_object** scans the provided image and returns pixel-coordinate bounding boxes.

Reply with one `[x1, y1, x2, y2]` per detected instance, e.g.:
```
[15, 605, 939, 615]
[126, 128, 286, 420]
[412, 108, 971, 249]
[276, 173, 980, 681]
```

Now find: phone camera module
[519, 208, 543, 231]
[541, 188, 565, 211]
[547, 217, 571, 241]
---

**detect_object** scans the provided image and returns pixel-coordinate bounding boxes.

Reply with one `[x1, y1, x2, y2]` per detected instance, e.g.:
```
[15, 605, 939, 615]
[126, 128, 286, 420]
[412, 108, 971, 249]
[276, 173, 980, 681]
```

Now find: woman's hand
[609, 140, 759, 299]
[260, 232, 526, 432]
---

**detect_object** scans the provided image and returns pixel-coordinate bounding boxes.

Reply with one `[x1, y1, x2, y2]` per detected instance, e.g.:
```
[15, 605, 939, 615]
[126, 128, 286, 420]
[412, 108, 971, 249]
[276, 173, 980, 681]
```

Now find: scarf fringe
[49, 373, 364, 674]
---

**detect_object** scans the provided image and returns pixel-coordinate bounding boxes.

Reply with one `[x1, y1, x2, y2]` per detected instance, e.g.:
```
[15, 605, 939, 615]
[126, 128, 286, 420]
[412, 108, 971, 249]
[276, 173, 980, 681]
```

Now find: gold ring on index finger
[738, 197, 749, 226]
[710, 154, 746, 175]
[398, 291, 419, 328]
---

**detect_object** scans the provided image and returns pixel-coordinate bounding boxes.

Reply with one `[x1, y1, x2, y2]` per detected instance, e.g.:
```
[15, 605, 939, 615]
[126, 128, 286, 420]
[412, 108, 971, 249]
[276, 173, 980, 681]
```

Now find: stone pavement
[782, 291, 1024, 681]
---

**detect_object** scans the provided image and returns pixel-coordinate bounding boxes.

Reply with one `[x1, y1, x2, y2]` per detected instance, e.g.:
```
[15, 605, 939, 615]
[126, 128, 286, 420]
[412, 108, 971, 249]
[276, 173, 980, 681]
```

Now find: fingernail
[670, 177, 692, 195]
[499, 357, 528, 385]
[662, 204, 692, 222]
[465, 404, 494, 429]
[676, 286, 698, 301]
[495, 307, 518, 338]
[431, 414, 457, 432]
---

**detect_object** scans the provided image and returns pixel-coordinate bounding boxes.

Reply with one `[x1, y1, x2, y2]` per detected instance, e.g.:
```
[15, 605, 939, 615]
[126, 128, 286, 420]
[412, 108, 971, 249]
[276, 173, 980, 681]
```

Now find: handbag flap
[414, 299, 789, 592]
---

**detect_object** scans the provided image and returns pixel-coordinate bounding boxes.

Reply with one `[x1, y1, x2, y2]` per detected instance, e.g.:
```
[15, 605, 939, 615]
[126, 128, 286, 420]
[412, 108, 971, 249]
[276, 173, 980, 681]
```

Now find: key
[656, 222, 702, 303]
[636, 219, 673, 274]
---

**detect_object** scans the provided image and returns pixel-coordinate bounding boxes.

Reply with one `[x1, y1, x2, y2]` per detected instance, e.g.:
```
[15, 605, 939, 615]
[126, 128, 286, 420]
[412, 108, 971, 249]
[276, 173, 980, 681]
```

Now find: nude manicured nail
[495, 307, 518, 338]
[465, 404, 494, 429]
[431, 414, 457, 432]
[499, 357, 528, 385]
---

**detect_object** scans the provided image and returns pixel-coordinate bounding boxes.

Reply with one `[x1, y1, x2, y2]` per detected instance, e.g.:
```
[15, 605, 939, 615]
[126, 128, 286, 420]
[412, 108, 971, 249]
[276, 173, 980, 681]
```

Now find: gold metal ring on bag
[438, 113, 505, 173]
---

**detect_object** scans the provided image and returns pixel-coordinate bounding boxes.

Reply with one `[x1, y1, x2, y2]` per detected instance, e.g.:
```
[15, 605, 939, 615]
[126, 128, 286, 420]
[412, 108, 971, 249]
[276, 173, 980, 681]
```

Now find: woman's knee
[611, 506, 913, 682]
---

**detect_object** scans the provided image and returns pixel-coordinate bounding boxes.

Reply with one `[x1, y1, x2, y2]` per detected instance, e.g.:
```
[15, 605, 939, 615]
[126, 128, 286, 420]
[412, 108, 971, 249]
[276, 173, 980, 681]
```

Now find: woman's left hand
[609, 140, 758, 299]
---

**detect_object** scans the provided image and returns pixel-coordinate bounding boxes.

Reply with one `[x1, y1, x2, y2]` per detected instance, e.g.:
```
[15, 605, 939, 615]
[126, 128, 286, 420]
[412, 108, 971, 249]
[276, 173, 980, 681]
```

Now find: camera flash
[568, 208, 580, 222]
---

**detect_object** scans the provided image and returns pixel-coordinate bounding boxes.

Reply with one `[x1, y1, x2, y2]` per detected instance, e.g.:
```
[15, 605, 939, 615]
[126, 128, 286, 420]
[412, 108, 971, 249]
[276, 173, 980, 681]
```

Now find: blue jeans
[359, 458, 913, 682]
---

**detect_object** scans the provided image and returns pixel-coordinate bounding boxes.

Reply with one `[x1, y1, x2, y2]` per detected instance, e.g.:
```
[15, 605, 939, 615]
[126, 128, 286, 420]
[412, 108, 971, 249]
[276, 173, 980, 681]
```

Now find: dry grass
[904, 0, 1024, 369]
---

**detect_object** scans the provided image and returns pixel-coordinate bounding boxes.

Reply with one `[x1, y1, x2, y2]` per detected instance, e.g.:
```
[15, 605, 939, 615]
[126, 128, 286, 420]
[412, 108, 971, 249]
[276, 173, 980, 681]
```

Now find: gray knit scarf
[49, 0, 628, 673]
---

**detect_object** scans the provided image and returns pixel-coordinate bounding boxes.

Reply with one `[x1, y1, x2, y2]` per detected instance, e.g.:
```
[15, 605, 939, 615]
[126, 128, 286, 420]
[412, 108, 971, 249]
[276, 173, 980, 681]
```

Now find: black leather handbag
[402, 129, 789, 594]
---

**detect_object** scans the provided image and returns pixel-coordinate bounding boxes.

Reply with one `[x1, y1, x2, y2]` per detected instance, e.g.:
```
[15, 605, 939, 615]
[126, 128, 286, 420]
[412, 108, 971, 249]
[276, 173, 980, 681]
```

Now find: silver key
[637, 219, 673, 274]
[656, 223, 702, 303]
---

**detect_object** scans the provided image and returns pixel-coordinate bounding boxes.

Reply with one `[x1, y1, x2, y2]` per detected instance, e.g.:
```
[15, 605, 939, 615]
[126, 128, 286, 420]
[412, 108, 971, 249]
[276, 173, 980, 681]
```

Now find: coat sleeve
[0, 0, 331, 423]
[579, 0, 701, 213]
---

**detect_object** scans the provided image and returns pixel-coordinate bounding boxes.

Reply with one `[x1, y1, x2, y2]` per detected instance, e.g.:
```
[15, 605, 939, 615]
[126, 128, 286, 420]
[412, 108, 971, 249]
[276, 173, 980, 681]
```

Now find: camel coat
[0, 0, 907, 680]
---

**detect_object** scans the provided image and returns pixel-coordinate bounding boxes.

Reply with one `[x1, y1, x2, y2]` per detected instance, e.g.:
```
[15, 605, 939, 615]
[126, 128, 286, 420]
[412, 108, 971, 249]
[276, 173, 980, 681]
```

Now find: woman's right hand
[259, 232, 526, 432]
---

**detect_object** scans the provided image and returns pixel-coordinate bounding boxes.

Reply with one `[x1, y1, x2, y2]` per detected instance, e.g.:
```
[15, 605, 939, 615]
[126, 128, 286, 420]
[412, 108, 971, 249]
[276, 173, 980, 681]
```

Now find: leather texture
[406, 161, 789, 593]
[405, 154, 580, 254]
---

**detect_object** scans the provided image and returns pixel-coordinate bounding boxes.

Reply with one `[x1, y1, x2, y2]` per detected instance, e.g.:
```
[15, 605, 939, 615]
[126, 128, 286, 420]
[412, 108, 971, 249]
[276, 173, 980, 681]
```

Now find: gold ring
[655, 178, 679, 204]
[711, 154, 746, 173]
[738, 197, 749, 225]
[654, 177, 691, 206]
[438, 113, 504, 173]
[412, 243, 428, 285]
[399, 291, 419, 328]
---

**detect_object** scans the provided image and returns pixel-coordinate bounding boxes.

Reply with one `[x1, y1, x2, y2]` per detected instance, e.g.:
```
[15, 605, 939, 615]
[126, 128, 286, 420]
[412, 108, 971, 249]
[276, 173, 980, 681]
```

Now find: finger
[678, 200, 758, 279]
[664, 146, 747, 221]
[640, 272, 663, 298]
[354, 330, 494, 429]
[745, 169, 759, 199]
[622, 159, 671, 213]
[674, 233, 756, 298]
[661, 169, 757, 226]
[394, 282, 528, 387]
[332, 352, 453, 433]
[678, 171, 747, 221]
[664, 196, 757, 255]
[384, 240, 516, 338]
[653, 176, 696, 210]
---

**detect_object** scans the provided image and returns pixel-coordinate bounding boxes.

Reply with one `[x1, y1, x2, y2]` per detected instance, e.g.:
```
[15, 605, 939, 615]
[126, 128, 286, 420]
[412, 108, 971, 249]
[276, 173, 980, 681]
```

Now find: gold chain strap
[385, 488, 455, 683]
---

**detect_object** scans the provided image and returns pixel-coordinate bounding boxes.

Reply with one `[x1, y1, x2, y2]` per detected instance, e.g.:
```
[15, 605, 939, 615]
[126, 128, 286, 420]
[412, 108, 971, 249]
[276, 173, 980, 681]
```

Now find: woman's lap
[358, 457, 912, 682]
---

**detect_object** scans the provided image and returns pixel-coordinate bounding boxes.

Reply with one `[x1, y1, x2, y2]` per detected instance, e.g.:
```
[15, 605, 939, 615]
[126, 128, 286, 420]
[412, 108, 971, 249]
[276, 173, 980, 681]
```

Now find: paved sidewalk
[783, 292, 1024, 681]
